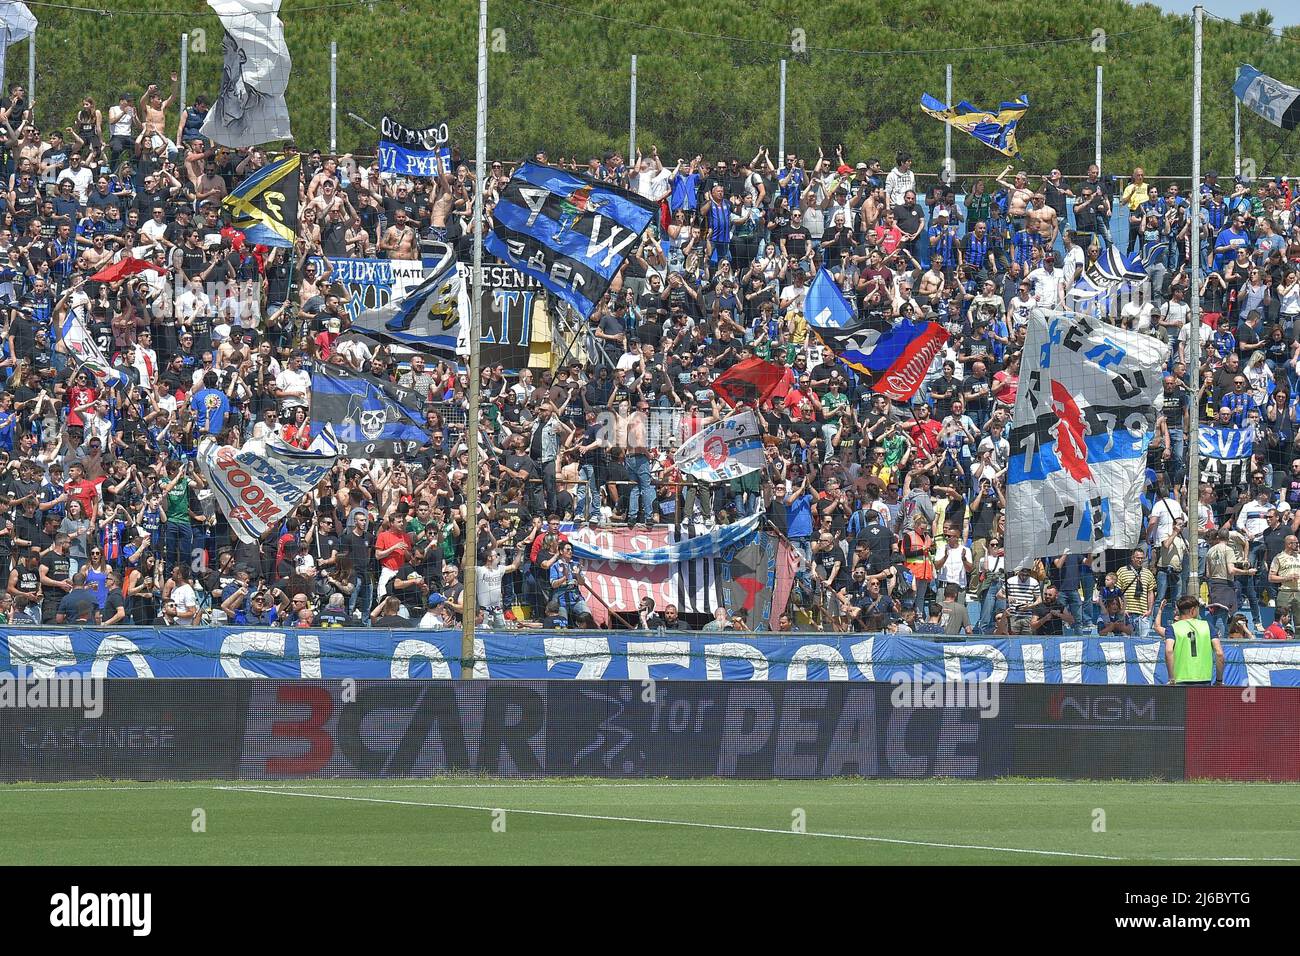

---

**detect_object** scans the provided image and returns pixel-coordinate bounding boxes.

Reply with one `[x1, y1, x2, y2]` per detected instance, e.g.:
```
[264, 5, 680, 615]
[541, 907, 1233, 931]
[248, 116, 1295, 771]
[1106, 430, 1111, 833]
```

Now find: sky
[1144, 1, 1297, 27]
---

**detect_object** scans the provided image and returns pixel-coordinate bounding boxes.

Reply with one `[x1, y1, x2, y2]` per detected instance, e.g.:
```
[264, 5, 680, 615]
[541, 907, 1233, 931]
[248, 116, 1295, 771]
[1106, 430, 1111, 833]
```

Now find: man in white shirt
[1148, 491, 1186, 546]
[152, 377, 177, 417]
[476, 547, 524, 629]
[779, 270, 809, 316]
[169, 566, 200, 625]
[1027, 253, 1066, 310]
[274, 352, 312, 414]
[1160, 285, 1190, 343]
[140, 206, 170, 248]
[1236, 487, 1274, 544]
[174, 276, 211, 325]
[56, 153, 94, 204]
[885, 151, 915, 208]
[1062, 230, 1087, 284]
[132, 329, 159, 387]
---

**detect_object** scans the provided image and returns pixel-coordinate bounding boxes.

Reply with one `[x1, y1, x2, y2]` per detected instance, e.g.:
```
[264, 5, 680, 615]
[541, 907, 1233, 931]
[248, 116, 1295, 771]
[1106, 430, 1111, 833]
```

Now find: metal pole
[944, 64, 952, 176]
[462, 0, 488, 669]
[329, 41, 338, 154]
[1095, 65, 1103, 172]
[629, 54, 637, 161]
[778, 59, 786, 163]
[1187, 5, 1203, 597]
[180, 34, 189, 114]
[27, 33, 33, 108]
[1234, 99, 1241, 177]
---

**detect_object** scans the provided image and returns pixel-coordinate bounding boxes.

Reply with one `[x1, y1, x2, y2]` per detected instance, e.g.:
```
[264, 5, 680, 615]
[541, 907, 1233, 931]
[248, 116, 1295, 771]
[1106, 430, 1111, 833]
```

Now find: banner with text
[377, 115, 451, 178]
[4, 629, 1299, 686]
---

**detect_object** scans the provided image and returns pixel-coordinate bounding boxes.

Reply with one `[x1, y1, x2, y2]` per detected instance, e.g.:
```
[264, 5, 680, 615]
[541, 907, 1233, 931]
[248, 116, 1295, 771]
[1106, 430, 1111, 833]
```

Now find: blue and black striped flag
[310, 364, 429, 459]
[485, 161, 658, 319]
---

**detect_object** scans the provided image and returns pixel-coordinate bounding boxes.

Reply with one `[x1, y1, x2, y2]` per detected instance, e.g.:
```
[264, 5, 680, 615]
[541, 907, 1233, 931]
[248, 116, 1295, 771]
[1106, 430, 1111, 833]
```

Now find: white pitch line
[216, 785, 1128, 861]
[0, 779, 1295, 794]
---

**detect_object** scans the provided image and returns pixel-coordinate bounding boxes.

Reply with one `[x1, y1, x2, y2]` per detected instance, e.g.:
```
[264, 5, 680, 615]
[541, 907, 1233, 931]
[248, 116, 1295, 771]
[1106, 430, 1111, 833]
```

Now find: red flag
[710, 357, 783, 408]
[89, 257, 167, 283]
[870, 323, 949, 402]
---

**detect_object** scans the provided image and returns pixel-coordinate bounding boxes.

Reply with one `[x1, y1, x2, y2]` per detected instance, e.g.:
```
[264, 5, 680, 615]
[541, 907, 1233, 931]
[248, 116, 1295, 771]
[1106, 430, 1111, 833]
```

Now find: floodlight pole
[778, 60, 786, 163]
[1186, 5, 1203, 596]
[462, 0, 488, 672]
[180, 34, 189, 113]
[1095, 65, 1102, 172]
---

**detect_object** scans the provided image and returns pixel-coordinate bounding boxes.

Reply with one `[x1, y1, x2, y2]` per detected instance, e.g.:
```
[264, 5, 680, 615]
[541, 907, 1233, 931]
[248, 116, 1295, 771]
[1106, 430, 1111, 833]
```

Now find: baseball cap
[428, 593, 447, 608]
[855, 162, 869, 171]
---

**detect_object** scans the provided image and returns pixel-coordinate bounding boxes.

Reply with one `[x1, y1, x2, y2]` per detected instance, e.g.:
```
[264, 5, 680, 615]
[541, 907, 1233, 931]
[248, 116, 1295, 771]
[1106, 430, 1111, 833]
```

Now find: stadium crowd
[0, 76, 1296, 638]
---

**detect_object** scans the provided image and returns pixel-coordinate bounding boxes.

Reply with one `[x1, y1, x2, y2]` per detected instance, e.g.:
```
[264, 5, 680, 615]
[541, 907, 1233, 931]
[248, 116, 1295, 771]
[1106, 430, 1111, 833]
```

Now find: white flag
[673, 409, 765, 483]
[201, 0, 292, 148]
[1006, 309, 1168, 571]
[199, 426, 337, 544]
[1234, 64, 1300, 131]
[0, 2, 37, 92]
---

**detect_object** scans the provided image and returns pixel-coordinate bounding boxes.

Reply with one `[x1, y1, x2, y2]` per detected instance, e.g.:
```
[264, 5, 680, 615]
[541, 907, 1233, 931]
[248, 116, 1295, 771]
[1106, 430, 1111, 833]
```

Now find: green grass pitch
[2, 778, 1296, 865]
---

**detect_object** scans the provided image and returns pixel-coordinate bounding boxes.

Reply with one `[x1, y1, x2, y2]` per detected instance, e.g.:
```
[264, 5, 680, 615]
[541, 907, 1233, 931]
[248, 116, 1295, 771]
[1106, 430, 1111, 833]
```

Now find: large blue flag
[485, 161, 658, 318]
[310, 364, 429, 459]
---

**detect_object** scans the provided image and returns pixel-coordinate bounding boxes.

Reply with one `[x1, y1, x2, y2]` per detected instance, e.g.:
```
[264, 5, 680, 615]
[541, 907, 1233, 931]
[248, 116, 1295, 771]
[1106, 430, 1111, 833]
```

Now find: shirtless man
[856, 186, 886, 233]
[140, 74, 179, 138]
[195, 161, 228, 206]
[996, 165, 1033, 222]
[379, 208, 419, 260]
[183, 138, 210, 190]
[15, 127, 43, 168]
[1025, 193, 1059, 244]
[77, 234, 115, 274]
[429, 167, 456, 241]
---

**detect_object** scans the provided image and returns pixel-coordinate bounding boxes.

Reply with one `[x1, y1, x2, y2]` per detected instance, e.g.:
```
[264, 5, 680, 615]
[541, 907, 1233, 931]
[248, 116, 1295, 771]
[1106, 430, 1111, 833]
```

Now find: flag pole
[461, 0, 488, 672]
[1186, 5, 1203, 599]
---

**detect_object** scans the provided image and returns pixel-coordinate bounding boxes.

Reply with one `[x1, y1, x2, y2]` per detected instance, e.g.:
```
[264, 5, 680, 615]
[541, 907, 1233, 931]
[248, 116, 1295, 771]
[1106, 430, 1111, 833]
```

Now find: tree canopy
[24, 0, 1300, 178]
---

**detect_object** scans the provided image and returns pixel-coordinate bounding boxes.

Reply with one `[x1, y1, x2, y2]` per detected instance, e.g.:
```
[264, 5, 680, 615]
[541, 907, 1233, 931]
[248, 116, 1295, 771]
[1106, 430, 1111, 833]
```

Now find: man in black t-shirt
[39, 533, 73, 623]
[1027, 583, 1074, 636]
[391, 561, 428, 615]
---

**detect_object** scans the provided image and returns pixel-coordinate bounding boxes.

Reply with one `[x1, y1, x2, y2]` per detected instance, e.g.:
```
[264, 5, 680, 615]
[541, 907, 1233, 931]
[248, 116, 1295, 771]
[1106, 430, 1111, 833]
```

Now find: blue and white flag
[377, 115, 451, 178]
[199, 425, 339, 544]
[348, 241, 461, 355]
[674, 410, 764, 483]
[569, 512, 762, 565]
[805, 267, 858, 330]
[1007, 309, 1168, 570]
[1234, 64, 1300, 131]
[1199, 427, 1253, 487]
[57, 307, 127, 390]
[310, 364, 429, 458]
[485, 161, 658, 319]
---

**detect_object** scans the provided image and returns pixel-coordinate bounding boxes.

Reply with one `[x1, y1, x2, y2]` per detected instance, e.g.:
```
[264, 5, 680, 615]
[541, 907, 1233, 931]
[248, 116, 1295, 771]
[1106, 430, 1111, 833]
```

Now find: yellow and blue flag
[223, 153, 300, 247]
[920, 92, 1029, 158]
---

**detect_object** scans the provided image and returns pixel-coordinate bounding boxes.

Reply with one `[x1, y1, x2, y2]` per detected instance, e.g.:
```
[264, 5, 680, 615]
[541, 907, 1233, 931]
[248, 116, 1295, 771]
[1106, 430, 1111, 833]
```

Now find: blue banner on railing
[2, 629, 1300, 686]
